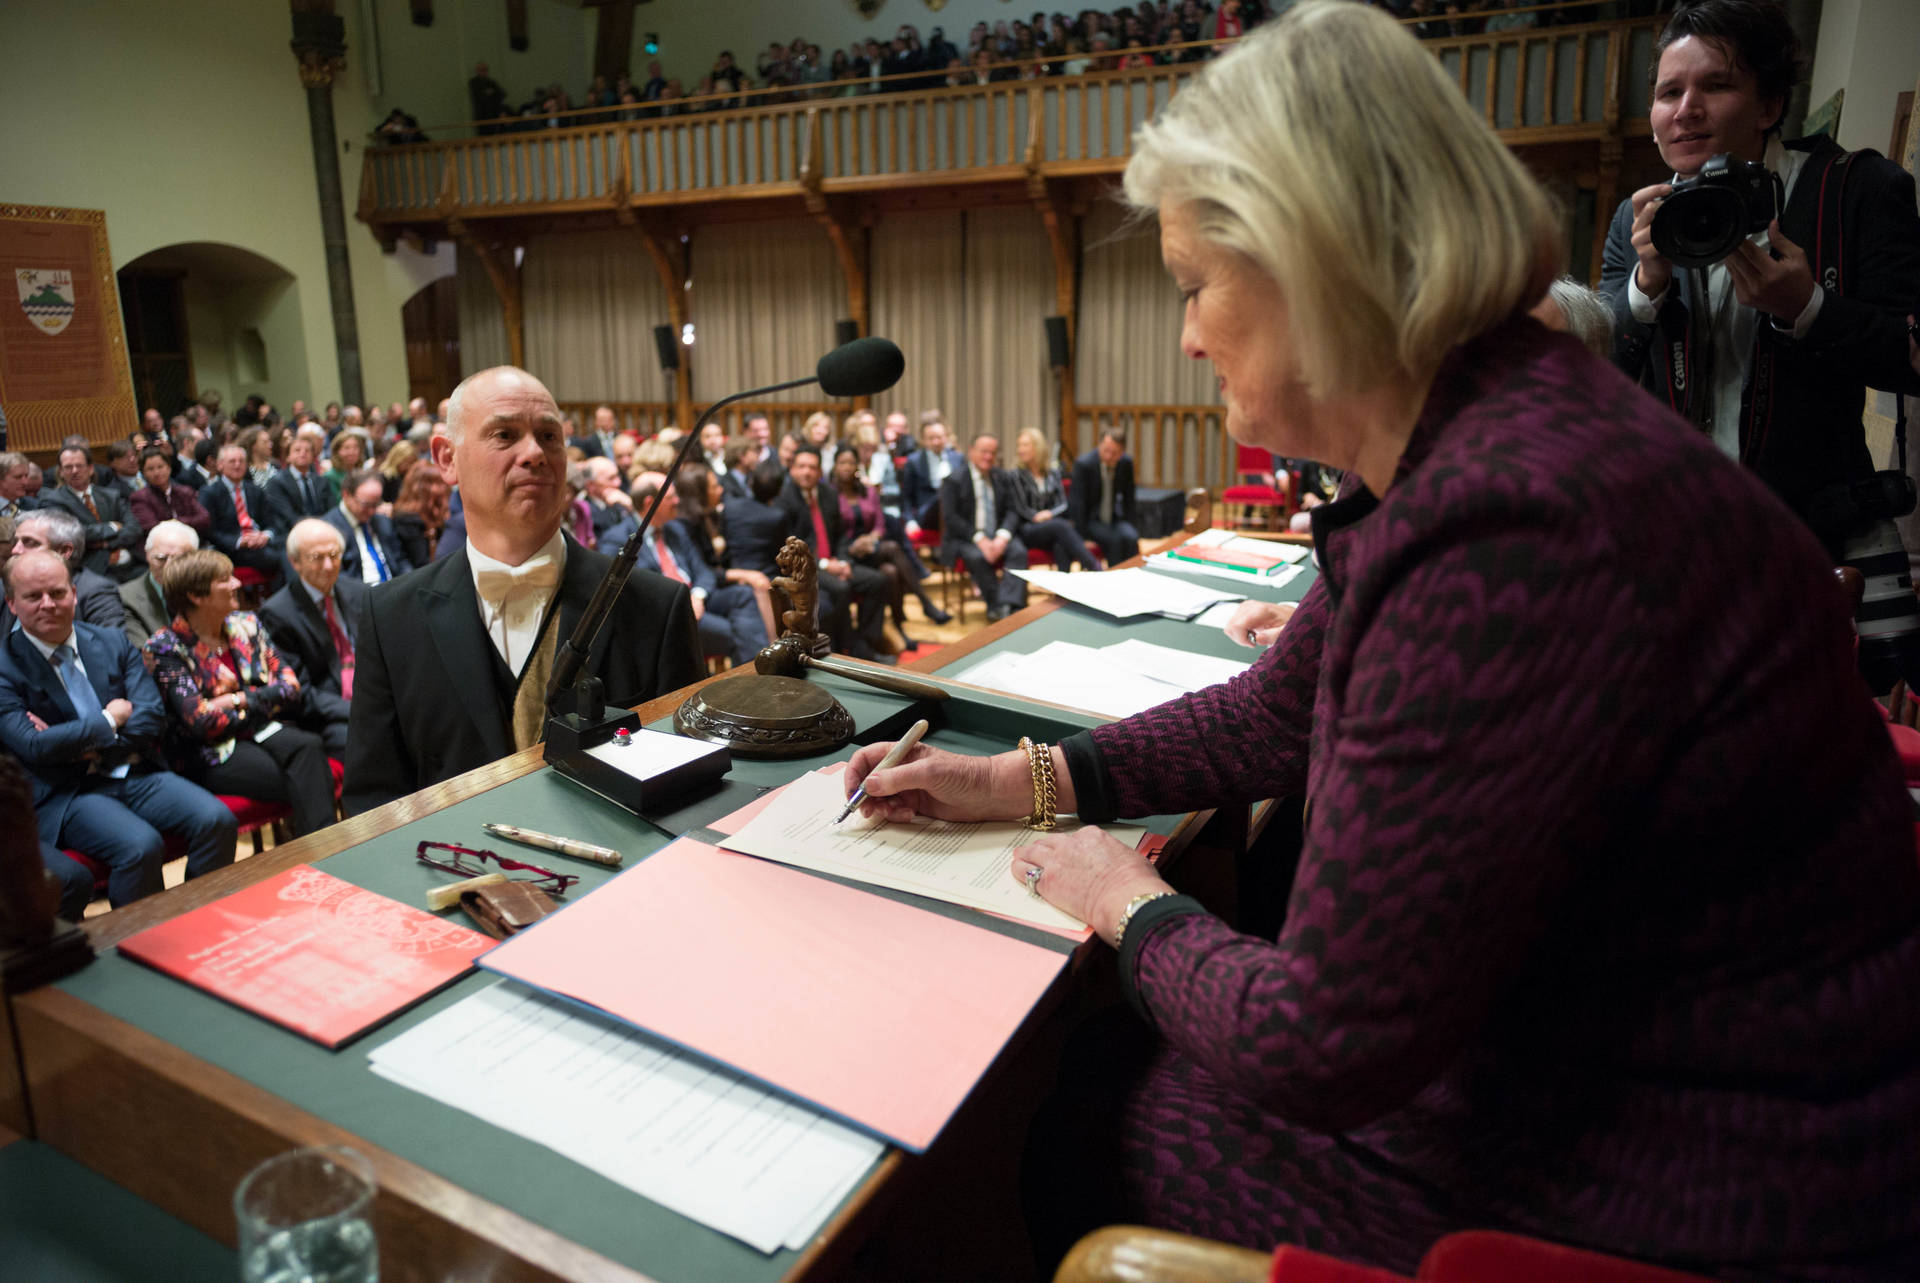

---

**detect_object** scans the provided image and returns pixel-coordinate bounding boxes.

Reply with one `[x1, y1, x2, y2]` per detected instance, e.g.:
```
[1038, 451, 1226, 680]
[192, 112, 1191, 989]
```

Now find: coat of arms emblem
[17, 269, 76, 336]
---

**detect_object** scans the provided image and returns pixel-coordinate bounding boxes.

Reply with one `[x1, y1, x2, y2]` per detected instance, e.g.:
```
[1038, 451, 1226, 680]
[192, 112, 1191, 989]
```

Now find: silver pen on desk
[483, 822, 623, 868]
[835, 719, 932, 825]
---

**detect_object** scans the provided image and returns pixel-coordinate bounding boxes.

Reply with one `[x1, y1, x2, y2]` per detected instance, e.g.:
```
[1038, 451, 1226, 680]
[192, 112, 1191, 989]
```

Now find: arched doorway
[401, 276, 459, 408]
[117, 243, 306, 418]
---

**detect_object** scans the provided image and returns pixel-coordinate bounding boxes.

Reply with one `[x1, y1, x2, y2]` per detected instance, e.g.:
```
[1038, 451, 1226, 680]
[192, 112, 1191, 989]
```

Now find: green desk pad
[0, 1139, 234, 1280]
[53, 671, 1187, 1283]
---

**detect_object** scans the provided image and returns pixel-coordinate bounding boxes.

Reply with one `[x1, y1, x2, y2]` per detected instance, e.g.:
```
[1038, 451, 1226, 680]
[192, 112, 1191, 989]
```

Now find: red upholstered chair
[232, 564, 271, 609]
[1223, 445, 1291, 530]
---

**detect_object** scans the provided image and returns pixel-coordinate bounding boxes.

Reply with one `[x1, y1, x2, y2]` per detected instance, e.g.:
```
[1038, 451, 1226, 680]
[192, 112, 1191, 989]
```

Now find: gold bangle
[1017, 736, 1057, 830]
[1114, 890, 1177, 950]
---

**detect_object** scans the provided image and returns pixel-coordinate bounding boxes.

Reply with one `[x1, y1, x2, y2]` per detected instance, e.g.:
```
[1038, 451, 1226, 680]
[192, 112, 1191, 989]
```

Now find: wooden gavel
[754, 637, 949, 701]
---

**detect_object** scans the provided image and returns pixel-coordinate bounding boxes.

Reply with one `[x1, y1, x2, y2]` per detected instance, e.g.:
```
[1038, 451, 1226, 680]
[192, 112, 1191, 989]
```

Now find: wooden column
[450, 220, 524, 371]
[594, 0, 636, 81]
[802, 110, 871, 407]
[1591, 21, 1629, 284]
[289, 1, 365, 407]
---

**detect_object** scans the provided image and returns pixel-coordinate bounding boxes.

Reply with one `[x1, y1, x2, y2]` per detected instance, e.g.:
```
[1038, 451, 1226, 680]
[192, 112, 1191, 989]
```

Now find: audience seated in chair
[777, 446, 895, 659]
[898, 411, 965, 535]
[120, 520, 199, 647]
[262, 433, 333, 530]
[831, 447, 950, 638]
[200, 442, 288, 586]
[0, 548, 236, 909]
[1011, 426, 1100, 571]
[40, 444, 144, 584]
[0, 451, 38, 523]
[145, 548, 337, 838]
[128, 447, 212, 538]
[13, 508, 127, 632]
[939, 432, 1030, 623]
[1070, 423, 1140, 566]
[388, 459, 452, 569]
[325, 469, 412, 586]
[630, 471, 769, 666]
[259, 519, 360, 757]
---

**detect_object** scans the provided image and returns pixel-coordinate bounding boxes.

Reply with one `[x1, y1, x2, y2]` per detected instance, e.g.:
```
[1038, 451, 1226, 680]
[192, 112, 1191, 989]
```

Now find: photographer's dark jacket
[1601, 134, 1920, 542]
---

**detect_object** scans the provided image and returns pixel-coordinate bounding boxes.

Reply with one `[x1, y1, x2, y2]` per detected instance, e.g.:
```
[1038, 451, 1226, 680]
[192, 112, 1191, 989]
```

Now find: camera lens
[1652, 186, 1745, 268]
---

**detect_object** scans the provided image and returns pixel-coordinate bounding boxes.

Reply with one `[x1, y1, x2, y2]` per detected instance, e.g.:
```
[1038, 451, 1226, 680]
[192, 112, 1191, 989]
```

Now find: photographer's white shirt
[1628, 137, 1823, 460]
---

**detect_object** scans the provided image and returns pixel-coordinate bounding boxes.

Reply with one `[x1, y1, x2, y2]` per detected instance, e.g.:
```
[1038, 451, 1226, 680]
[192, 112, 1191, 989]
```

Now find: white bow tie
[475, 555, 560, 605]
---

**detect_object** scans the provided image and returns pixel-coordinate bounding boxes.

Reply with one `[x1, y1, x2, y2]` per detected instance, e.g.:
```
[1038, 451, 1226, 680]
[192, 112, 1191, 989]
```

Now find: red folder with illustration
[117, 864, 493, 1049]
[479, 837, 1068, 1152]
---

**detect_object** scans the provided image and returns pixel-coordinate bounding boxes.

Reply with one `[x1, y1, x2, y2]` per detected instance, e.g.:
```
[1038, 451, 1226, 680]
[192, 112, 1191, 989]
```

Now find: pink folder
[479, 838, 1068, 1151]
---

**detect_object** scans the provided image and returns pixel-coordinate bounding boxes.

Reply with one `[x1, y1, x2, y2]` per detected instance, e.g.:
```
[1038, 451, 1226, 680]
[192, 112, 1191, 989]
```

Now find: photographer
[1600, 0, 1920, 555]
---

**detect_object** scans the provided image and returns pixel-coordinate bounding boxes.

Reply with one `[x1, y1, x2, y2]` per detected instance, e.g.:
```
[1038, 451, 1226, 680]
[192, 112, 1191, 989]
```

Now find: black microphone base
[543, 706, 643, 761]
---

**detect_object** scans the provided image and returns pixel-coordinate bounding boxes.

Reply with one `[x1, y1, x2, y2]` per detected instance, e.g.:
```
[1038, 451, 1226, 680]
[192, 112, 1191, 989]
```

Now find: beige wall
[361, 0, 595, 133]
[0, 0, 450, 418]
[1808, 0, 1920, 157]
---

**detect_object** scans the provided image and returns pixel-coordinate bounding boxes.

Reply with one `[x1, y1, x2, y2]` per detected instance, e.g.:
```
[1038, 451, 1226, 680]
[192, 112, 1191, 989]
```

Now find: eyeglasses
[416, 840, 578, 897]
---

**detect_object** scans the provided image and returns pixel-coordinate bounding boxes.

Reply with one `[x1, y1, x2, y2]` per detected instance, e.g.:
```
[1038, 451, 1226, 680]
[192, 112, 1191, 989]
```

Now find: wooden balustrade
[1074, 404, 1234, 497]
[360, 15, 1658, 225]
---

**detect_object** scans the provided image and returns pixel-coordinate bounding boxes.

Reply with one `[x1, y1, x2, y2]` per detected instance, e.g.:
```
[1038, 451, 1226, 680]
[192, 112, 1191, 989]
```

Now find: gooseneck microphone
[543, 336, 905, 745]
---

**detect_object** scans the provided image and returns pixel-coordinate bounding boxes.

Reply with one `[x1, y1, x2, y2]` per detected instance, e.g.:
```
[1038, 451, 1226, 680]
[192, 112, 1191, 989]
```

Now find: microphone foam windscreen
[817, 337, 905, 398]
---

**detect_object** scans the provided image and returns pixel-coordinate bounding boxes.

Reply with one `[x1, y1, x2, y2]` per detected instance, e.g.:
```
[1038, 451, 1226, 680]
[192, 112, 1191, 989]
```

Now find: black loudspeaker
[1045, 316, 1071, 370]
[835, 318, 860, 348]
[653, 324, 680, 372]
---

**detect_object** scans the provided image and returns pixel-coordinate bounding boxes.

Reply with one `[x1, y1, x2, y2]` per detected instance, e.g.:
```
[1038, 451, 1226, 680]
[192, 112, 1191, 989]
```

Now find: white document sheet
[368, 981, 883, 1254]
[953, 641, 1220, 719]
[1189, 600, 1249, 632]
[1184, 527, 1313, 561]
[717, 768, 1144, 933]
[1099, 638, 1252, 690]
[1012, 567, 1242, 620]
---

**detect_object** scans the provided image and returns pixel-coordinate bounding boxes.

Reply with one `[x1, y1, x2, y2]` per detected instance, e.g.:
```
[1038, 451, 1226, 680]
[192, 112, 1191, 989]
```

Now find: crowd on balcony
[394, 0, 1672, 140]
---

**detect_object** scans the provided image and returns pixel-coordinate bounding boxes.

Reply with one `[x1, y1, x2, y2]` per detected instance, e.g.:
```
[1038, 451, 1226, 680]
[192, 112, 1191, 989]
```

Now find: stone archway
[117, 242, 307, 418]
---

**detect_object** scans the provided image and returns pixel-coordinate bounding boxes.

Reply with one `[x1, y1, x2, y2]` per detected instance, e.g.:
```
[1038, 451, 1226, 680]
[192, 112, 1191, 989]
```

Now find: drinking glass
[234, 1145, 378, 1283]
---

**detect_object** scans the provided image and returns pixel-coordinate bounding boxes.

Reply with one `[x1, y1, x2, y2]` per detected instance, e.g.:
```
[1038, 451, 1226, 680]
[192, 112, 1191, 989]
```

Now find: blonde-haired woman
[1009, 427, 1098, 570]
[841, 4, 1920, 1275]
[801, 410, 837, 473]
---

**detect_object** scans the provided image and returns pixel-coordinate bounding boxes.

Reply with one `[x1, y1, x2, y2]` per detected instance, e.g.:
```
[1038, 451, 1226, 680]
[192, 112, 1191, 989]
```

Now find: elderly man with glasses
[259, 518, 361, 756]
[119, 520, 199, 646]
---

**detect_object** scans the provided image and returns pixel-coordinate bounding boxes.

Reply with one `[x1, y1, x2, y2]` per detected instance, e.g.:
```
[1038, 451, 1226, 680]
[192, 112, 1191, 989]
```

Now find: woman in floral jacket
[145, 549, 336, 837]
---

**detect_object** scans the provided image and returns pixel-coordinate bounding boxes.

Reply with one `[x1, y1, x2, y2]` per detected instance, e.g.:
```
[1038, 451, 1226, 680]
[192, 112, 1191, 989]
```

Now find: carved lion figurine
[771, 535, 821, 640]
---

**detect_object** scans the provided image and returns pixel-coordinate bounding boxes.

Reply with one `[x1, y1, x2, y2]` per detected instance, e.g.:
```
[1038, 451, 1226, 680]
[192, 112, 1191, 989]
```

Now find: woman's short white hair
[1125, 0, 1561, 398]
[1538, 276, 1615, 359]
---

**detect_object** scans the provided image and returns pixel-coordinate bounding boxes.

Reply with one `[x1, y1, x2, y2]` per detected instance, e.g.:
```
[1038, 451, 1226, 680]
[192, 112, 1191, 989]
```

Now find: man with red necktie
[200, 443, 286, 583]
[258, 519, 360, 756]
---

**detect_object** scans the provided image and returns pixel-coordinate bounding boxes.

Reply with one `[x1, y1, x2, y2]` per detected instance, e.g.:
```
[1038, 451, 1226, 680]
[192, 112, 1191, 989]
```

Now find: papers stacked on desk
[1149, 528, 1310, 590]
[370, 981, 881, 1254]
[953, 639, 1251, 720]
[1011, 566, 1243, 620]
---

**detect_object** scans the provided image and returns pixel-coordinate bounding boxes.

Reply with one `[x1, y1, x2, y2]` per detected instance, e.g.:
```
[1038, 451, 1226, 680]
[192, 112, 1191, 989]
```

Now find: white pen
[835, 719, 931, 825]
[482, 822, 623, 868]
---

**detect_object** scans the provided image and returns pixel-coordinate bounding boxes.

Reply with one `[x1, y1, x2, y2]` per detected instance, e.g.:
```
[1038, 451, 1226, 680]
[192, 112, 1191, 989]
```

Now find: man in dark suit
[259, 519, 360, 756]
[582, 457, 638, 548]
[0, 549, 235, 908]
[720, 439, 763, 503]
[118, 519, 198, 646]
[776, 447, 891, 660]
[325, 469, 412, 586]
[722, 460, 796, 578]
[939, 433, 1029, 623]
[262, 434, 332, 534]
[41, 445, 143, 583]
[1070, 424, 1139, 566]
[200, 442, 286, 580]
[897, 412, 965, 535]
[128, 447, 211, 538]
[170, 425, 211, 491]
[571, 405, 617, 460]
[0, 451, 38, 523]
[98, 441, 142, 506]
[344, 366, 702, 816]
[631, 471, 768, 666]
[13, 509, 126, 632]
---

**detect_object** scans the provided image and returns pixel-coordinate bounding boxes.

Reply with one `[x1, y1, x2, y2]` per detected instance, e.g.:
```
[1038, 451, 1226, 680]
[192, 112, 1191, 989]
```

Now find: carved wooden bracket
[451, 218, 525, 370]
[625, 218, 693, 432]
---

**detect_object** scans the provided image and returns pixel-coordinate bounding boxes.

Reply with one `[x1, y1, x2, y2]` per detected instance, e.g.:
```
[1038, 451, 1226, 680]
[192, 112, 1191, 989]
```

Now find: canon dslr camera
[1651, 153, 1784, 268]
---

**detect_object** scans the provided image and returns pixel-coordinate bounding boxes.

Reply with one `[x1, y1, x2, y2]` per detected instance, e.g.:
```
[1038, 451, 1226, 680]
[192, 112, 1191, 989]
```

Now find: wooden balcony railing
[360, 15, 1658, 225]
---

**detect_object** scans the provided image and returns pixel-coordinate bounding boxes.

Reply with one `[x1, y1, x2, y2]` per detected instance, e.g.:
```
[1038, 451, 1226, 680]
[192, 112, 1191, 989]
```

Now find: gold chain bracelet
[1017, 737, 1057, 830]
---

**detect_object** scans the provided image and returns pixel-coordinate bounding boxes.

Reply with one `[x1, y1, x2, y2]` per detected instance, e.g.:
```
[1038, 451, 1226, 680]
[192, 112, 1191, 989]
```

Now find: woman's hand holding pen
[842, 742, 1041, 825]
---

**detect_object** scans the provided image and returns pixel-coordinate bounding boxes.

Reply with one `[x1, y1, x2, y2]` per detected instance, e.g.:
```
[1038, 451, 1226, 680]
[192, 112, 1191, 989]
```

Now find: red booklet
[118, 864, 493, 1049]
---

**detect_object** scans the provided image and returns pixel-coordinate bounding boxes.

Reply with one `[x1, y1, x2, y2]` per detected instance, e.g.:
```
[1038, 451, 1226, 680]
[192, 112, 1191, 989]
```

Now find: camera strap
[1742, 147, 1855, 466]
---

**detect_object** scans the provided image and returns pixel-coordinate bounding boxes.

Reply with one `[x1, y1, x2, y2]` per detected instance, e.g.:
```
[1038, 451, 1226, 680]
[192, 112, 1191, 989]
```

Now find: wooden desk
[12, 529, 1314, 1283]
